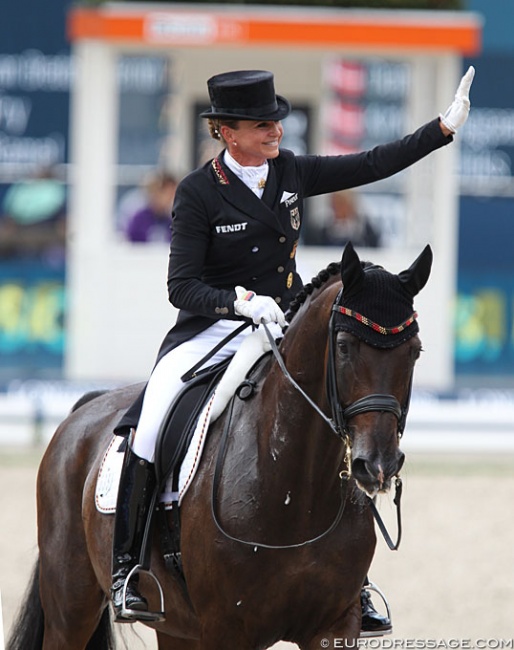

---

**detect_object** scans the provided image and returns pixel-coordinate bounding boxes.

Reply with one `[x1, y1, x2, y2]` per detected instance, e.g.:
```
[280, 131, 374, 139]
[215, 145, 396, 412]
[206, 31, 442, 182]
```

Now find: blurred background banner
[320, 57, 409, 248]
[0, 0, 71, 180]
[457, 50, 514, 382]
[0, 261, 65, 378]
[0, 0, 70, 383]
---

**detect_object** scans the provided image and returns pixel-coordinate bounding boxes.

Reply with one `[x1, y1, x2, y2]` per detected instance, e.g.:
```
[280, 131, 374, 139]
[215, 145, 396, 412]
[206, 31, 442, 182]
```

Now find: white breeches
[132, 320, 279, 462]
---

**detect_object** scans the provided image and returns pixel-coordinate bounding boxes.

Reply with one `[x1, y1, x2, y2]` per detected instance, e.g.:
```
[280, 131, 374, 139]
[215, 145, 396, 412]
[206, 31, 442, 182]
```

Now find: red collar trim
[211, 157, 230, 185]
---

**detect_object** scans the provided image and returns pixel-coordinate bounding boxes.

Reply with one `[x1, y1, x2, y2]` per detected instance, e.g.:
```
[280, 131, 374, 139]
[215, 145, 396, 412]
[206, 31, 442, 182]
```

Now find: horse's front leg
[301, 599, 361, 650]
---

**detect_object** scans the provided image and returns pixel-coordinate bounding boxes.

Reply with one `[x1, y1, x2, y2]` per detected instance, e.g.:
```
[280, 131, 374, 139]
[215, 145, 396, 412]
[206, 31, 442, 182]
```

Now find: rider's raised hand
[439, 65, 475, 134]
[234, 286, 287, 327]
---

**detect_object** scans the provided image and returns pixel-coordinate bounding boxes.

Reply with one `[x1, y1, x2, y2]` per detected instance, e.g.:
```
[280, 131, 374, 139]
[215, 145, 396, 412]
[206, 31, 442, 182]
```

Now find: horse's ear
[398, 244, 433, 297]
[340, 241, 365, 296]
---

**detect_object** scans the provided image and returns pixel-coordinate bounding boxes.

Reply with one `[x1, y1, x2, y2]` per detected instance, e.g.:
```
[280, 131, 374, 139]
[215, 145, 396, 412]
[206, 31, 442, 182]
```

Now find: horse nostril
[352, 453, 404, 490]
[352, 457, 376, 484]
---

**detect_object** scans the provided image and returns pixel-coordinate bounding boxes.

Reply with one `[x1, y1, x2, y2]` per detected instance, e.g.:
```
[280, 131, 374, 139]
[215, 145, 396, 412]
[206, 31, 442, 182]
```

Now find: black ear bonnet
[332, 242, 433, 349]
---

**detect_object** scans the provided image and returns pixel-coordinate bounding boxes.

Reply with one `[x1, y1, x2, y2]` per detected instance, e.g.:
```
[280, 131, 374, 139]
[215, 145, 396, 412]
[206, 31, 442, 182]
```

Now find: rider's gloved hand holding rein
[439, 65, 475, 134]
[234, 286, 287, 328]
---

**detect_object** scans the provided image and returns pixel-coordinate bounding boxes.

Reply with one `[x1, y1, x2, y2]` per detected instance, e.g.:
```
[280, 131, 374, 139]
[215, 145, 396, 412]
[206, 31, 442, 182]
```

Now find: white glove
[234, 286, 286, 327]
[439, 65, 475, 133]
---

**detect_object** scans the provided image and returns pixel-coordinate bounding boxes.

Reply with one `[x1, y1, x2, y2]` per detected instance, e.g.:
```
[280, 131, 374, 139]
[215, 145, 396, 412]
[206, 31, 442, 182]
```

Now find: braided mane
[286, 261, 341, 323]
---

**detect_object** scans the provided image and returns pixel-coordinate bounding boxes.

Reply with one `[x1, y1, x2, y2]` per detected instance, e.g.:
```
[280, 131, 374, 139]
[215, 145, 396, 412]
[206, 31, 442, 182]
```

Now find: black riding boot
[360, 579, 392, 637]
[111, 444, 156, 622]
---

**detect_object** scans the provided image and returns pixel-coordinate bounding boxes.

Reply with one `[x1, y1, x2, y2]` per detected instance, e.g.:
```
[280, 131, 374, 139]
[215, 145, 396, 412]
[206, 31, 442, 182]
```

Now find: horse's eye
[337, 339, 349, 354]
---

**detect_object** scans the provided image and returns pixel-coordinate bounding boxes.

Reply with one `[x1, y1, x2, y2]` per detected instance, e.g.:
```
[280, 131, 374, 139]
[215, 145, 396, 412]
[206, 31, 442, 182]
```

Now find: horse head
[329, 242, 433, 497]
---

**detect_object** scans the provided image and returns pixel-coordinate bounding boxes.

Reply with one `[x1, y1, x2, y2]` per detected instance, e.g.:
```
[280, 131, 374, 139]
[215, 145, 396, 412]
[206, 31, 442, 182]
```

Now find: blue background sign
[0, 261, 65, 379]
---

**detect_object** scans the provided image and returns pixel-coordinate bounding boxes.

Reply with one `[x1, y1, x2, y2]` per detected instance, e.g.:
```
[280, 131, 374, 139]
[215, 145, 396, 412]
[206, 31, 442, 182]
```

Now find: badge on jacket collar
[290, 207, 300, 230]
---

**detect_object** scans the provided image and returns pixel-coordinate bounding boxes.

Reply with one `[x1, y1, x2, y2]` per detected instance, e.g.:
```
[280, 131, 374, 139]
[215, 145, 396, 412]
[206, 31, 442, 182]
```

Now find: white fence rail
[1, 383, 514, 453]
[0, 382, 113, 447]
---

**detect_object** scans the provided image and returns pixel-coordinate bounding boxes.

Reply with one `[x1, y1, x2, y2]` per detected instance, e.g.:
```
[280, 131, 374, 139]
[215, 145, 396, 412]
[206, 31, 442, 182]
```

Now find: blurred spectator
[0, 166, 67, 263]
[124, 170, 177, 243]
[321, 189, 381, 248]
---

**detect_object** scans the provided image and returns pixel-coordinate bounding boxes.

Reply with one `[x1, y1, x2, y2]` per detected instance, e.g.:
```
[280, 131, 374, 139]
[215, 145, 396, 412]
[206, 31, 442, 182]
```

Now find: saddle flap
[154, 357, 231, 488]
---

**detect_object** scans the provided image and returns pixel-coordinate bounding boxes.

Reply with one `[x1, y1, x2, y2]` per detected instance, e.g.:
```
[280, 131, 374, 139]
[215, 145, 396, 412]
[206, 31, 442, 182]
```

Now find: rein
[369, 478, 403, 551]
[210, 321, 352, 550]
[211, 392, 352, 550]
[181, 321, 251, 382]
[211, 305, 408, 550]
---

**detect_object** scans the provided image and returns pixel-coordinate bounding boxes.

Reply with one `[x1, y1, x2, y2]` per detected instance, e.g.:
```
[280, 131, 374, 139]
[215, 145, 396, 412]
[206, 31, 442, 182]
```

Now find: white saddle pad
[95, 392, 216, 514]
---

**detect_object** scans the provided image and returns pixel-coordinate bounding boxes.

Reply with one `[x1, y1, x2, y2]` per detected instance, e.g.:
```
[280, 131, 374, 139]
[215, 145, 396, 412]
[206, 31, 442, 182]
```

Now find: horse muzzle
[351, 449, 405, 497]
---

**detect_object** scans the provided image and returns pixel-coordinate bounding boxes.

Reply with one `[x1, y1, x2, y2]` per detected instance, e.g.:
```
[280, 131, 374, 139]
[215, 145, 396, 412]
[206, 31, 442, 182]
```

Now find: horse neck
[259, 306, 345, 495]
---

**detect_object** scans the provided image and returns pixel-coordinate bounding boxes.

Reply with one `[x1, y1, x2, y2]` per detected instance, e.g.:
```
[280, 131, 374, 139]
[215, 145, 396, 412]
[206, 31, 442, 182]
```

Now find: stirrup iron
[120, 564, 165, 622]
[360, 581, 392, 638]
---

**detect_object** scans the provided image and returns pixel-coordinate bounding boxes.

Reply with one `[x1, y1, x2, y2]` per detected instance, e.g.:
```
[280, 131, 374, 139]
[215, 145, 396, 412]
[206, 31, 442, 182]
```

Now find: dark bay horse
[8, 242, 432, 650]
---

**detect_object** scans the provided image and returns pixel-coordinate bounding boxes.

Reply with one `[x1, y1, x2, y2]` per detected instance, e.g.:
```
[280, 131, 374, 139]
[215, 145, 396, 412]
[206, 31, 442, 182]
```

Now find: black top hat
[200, 70, 291, 121]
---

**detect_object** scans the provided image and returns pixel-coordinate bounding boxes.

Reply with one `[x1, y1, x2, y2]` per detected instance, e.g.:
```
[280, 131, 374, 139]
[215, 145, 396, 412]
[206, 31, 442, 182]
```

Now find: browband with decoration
[332, 306, 418, 336]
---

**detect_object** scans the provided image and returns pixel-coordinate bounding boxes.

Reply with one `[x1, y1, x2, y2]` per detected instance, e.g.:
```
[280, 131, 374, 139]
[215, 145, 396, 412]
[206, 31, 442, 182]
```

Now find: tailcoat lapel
[261, 161, 279, 209]
[210, 154, 286, 235]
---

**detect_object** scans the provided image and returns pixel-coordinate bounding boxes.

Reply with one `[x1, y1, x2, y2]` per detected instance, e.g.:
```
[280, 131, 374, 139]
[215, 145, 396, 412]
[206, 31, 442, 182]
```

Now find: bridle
[326, 288, 413, 441]
[211, 290, 412, 550]
[325, 288, 415, 550]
